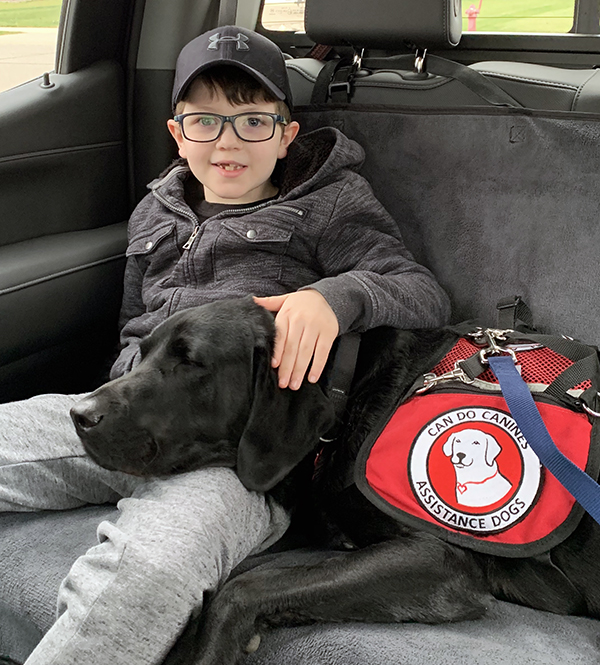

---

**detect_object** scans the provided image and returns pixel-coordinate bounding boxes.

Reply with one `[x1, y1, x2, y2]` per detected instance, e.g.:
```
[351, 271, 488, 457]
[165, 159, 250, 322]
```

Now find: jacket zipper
[153, 165, 305, 251]
[181, 203, 305, 251]
[152, 176, 200, 251]
[153, 187, 198, 235]
[182, 226, 200, 250]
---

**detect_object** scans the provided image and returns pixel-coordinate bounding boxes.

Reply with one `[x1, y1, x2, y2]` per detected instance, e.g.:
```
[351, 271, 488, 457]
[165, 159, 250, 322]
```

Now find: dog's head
[442, 429, 501, 469]
[71, 297, 335, 492]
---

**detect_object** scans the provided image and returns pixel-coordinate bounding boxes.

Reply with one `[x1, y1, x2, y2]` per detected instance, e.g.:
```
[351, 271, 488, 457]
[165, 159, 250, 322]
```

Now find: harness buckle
[416, 361, 475, 393]
[477, 328, 518, 365]
[466, 328, 518, 366]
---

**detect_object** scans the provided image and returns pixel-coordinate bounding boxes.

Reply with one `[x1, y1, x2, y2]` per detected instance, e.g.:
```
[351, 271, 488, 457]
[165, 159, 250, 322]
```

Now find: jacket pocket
[126, 222, 181, 298]
[126, 222, 177, 258]
[215, 218, 293, 282]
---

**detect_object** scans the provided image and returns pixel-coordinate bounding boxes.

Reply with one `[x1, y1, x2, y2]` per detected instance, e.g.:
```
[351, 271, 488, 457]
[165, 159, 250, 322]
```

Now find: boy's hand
[253, 290, 339, 390]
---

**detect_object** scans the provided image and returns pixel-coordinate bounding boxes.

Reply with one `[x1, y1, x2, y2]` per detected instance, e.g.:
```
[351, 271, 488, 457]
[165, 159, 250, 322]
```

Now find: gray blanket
[295, 106, 600, 346]
[0, 506, 598, 665]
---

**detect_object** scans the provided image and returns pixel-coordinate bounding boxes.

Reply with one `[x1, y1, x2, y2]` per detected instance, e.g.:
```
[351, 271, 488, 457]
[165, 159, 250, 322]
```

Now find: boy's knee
[119, 468, 273, 544]
[57, 469, 287, 621]
[59, 520, 213, 622]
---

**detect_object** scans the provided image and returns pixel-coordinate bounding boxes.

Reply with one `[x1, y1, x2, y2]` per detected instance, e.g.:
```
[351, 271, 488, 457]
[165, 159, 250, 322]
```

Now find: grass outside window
[261, 0, 579, 34]
[0, 0, 62, 28]
[462, 0, 575, 33]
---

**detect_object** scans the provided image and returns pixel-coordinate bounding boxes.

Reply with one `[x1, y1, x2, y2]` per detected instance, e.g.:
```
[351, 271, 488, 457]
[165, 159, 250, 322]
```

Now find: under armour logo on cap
[172, 26, 293, 112]
[207, 32, 250, 51]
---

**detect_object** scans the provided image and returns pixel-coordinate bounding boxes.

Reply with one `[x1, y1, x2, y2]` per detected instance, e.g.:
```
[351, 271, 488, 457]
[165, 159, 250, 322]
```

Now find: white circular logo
[409, 407, 542, 534]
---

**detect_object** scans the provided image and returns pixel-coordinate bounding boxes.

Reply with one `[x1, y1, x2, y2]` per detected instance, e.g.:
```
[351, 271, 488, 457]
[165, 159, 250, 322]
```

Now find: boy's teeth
[219, 164, 243, 171]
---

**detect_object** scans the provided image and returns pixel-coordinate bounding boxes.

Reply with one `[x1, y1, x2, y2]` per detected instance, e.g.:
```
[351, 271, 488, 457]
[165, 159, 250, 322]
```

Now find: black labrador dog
[71, 297, 600, 665]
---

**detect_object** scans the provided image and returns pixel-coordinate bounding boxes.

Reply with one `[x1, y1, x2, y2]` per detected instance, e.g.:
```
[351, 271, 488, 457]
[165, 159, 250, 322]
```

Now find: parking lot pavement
[0, 27, 57, 93]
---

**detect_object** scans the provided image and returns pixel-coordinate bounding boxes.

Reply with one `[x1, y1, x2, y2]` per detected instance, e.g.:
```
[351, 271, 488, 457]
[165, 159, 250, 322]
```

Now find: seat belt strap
[362, 53, 524, 108]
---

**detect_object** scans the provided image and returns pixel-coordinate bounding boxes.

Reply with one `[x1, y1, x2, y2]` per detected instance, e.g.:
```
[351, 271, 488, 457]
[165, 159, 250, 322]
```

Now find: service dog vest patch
[355, 333, 600, 557]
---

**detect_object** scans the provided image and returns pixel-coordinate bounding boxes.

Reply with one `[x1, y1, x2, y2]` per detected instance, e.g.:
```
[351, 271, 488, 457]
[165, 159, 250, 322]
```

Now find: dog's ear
[236, 346, 336, 492]
[484, 434, 501, 466]
[443, 435, 455, 458]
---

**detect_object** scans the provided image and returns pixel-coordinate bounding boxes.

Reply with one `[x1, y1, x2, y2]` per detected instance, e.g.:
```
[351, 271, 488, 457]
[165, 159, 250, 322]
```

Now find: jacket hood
[150, 126, 365, 203]
[278, 126, 365, 199]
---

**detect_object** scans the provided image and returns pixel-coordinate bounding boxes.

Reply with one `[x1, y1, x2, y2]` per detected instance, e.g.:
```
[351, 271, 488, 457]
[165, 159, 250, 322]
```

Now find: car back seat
[286, 0, 600, 347]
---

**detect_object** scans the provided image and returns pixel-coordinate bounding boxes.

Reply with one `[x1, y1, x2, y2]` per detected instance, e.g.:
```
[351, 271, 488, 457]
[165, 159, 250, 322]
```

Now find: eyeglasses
[173, 112, 288, 143]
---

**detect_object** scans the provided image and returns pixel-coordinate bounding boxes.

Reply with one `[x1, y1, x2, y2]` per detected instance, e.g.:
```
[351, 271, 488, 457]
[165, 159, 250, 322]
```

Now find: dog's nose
[70, 401, 104, 431]
[456, 452, 466, 463]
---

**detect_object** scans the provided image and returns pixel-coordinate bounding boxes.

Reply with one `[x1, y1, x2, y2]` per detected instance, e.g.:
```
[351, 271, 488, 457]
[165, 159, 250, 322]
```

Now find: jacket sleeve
[303, 177, 451, 334]
[109, 255, 148, 379]
[109, 195, 156, 379]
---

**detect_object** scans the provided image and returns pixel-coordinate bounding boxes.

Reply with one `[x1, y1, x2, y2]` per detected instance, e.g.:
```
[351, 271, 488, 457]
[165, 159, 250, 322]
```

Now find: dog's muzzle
[70, 399, 104, 433]
[70, 396, 159, 475]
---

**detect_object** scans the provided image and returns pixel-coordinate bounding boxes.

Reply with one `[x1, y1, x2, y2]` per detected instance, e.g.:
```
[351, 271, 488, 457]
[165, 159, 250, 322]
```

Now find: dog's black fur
[71, 298, 600, 665]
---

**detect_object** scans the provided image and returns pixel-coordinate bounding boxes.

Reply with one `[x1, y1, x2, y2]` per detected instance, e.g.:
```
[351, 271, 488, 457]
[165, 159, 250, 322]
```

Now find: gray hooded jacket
[111, 127, 450, 378]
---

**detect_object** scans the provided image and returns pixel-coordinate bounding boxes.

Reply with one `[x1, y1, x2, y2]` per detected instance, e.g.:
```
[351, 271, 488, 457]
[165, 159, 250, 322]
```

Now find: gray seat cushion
[0, 508, 599, 664]
[0, 506, 117, 664]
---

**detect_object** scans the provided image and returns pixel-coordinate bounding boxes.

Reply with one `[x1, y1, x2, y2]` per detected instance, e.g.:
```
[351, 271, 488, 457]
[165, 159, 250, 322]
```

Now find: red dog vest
[355, 334, 600, 557]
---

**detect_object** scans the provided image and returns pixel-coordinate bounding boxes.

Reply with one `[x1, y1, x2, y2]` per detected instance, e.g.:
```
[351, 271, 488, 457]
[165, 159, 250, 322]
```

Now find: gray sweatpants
[0, 393, 290, 665]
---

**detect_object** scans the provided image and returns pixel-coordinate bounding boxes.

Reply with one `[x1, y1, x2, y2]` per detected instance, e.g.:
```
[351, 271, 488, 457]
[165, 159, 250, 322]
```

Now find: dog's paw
[194, 578, 262, 665]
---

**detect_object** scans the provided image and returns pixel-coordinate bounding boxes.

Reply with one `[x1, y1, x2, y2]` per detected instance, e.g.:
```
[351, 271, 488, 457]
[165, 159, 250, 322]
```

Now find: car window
[260, 0, 587, 34]
[261, 0, 306, 32]
[0, 0, 62, 94]
[462, 0, 575, 33]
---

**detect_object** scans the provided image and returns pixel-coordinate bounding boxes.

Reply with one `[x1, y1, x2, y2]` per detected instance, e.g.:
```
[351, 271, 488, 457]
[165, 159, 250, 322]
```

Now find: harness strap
[544, 353, 600, 402]
[496, 295, 535, 330]
[320, 332, 361, 442]
[488, 355, 600, 526]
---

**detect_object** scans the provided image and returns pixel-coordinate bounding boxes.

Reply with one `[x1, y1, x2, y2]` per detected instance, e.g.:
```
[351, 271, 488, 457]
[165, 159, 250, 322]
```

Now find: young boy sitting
[1, 25, 450, 665]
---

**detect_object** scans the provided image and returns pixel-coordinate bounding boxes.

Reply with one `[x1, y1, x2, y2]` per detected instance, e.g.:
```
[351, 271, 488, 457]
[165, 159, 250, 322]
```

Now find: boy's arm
[109, 194, 159, 380]
[304, 176, 451, 334]
[256, 176, 450, 390]
[109, 255, 147, 379]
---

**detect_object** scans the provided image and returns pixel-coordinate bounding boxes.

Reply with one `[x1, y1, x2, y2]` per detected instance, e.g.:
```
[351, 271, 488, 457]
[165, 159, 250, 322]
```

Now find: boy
[0, 26, 450, 665]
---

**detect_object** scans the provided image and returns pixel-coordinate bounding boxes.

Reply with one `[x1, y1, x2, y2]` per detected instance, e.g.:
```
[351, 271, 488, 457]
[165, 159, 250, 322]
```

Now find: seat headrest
[305, 0, 462, 50]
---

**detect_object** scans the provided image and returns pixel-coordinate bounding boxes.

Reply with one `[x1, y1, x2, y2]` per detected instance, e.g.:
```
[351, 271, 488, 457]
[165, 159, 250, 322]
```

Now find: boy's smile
[168, 84, 299, 205]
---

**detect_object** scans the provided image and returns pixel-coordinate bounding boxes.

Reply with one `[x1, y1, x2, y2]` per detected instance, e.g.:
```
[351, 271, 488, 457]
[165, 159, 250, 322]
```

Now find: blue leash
[488, 355, 600, 526]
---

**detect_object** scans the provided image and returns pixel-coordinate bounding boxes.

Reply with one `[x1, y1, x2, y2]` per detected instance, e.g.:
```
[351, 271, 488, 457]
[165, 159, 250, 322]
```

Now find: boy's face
[167, 82, 299, 205]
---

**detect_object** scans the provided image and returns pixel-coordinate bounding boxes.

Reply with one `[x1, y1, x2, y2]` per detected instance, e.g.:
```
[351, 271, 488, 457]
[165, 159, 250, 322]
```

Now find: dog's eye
[178, 356, 207, 371]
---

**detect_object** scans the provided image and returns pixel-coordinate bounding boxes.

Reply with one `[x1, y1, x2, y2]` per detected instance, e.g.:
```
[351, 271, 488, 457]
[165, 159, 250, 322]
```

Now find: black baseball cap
[172, 26, 293, 112]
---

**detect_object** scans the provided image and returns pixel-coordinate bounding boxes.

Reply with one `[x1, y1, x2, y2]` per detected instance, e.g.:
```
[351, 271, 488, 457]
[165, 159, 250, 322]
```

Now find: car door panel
[0, 55, 129, 400]
[0, 61, 127, 243]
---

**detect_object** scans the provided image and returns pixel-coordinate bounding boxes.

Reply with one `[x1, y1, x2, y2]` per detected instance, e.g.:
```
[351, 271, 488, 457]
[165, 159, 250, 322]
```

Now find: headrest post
[352, 48, 365, 73]
[327, 47, 364, 103]
[414, 48, 428, 74]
